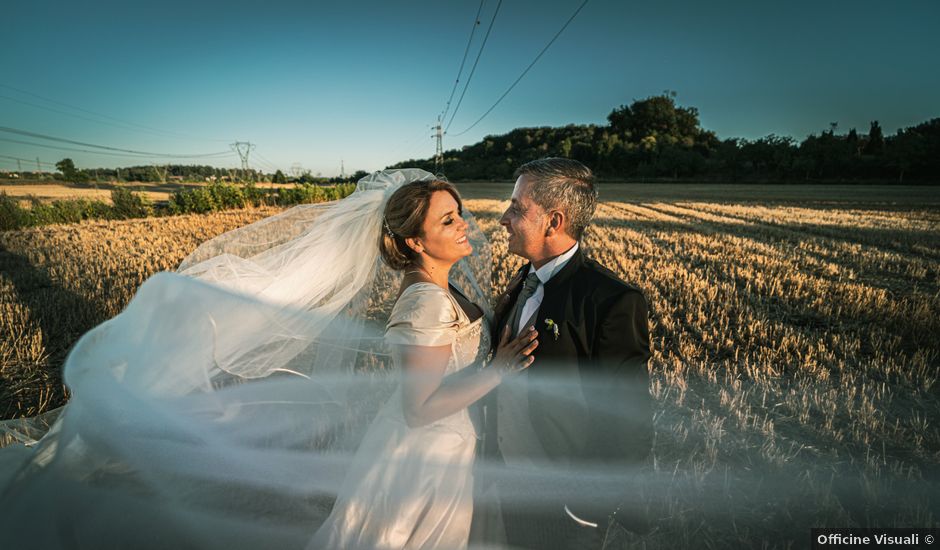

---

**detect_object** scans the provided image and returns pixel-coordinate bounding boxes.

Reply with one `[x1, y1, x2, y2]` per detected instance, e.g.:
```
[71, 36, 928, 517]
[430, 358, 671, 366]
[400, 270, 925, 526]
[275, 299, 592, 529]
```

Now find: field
[0, 179, 262, 205]
[6, 180, 940, 206]
[1, 183, 938, 547]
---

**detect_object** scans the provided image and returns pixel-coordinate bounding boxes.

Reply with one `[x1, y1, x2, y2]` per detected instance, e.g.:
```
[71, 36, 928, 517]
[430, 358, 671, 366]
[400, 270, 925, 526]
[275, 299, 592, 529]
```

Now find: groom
[475, 158, 652, 549]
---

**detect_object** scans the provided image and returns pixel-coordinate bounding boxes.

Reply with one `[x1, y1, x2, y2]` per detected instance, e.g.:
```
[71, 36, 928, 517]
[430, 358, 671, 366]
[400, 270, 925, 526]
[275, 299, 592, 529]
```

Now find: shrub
[0, 192, 29, 231]
[241, 183, 267, 207]
[36, 200, 85, 225]
[86, 200, 113, 219]
[169, 187, 216, 214]
[111, 187, 153, 219]
[169, 183, 252, 214]
[276, 183, 322, 205]
[2, 181, 357, 230]
[207, 183, 245, 210]
[0, 195, 115, 229]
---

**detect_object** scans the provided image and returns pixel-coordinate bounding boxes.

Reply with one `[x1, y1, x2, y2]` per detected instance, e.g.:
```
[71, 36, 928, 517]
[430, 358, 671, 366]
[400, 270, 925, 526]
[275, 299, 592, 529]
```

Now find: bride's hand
[491, 326, 538, 377]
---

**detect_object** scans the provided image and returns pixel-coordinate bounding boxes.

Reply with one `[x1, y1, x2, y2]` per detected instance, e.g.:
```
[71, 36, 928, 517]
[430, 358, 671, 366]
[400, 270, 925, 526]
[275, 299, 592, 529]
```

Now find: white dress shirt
[513, 242, 580, 336]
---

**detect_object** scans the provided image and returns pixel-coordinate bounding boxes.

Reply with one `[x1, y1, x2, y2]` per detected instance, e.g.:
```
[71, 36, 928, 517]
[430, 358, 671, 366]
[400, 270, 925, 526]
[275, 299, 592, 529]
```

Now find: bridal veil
[0, 169, 492, 549]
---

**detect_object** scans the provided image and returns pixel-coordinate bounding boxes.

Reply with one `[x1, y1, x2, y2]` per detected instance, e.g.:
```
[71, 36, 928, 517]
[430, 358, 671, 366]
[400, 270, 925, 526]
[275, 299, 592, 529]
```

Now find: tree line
[391, 92, 939, 183]
[25, 160, 370, 186]
[6, 94, 936, 185]
[0, 182, 357, 231]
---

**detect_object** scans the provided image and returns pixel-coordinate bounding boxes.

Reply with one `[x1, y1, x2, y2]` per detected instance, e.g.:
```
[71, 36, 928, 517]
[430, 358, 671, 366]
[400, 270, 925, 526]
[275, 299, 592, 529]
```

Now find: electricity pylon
[433, 116, 444, 174]
[231, 141, 255, 182]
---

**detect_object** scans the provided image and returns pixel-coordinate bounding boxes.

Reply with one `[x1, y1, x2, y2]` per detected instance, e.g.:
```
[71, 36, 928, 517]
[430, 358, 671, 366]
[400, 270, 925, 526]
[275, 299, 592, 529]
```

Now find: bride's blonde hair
[379, 179, 463, 270]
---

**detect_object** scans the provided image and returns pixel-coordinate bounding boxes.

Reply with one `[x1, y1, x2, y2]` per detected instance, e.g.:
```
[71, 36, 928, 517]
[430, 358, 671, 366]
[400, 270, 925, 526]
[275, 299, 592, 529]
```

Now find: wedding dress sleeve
[385, 283, 460, 347]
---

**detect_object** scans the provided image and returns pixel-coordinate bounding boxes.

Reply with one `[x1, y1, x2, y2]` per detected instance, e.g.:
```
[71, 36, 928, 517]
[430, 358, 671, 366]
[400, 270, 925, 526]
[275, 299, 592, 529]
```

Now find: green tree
[273, 170, 287, 184]
[740, 135, 796, 179]
[606, 91, 710, 148]
[56, 158, 79, 181]
[864, 121, 885, 155]
[888, 129, 927, 183]
[350, 170, 369, 182]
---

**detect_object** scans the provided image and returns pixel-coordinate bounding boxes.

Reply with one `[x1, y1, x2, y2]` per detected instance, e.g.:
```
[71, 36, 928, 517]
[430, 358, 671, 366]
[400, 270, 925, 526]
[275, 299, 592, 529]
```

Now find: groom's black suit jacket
[483, 248, 652, 524]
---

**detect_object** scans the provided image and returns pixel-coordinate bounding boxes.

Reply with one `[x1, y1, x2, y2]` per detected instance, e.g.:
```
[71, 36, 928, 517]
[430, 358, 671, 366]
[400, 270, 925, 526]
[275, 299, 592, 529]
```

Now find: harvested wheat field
[0, 180, 227, 205]
[1, 187, 938, 547]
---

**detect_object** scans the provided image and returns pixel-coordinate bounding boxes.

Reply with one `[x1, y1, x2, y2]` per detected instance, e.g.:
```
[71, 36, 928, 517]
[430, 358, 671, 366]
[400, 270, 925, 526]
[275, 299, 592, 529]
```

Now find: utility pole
[16, 159, 21, 172]
[433, 116, 444, 174]
[231, 141, 255, 182]
[340, 159, 345, 180]
[153, 164, 168, 183]
[36, 157, 42, 179]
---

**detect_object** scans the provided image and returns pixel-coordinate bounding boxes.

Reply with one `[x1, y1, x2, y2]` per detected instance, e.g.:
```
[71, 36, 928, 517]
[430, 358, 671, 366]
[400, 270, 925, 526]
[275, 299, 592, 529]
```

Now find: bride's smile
[414, 190, 474, 264]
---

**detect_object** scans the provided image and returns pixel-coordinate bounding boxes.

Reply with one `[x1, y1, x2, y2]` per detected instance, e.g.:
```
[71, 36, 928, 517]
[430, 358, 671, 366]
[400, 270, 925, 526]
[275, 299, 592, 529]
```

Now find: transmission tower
[153, 164, 168, 183]
[231, 141, 255, 182]
[433, 116, 444, 174]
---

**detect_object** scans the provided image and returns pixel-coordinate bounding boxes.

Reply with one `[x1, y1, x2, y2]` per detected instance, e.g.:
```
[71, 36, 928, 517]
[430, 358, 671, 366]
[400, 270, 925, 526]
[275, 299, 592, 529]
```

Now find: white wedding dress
[0, 169, 500, 549]
[310, 282, 491, 550]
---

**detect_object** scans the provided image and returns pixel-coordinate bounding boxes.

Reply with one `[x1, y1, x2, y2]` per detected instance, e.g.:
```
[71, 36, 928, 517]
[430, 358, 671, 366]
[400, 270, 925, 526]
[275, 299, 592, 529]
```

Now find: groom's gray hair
[514, 157, 598, 239]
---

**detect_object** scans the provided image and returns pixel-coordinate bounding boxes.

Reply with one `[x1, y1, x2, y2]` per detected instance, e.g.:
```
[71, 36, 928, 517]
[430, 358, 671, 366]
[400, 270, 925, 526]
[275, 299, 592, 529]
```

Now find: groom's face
[500, 175, 548, 261]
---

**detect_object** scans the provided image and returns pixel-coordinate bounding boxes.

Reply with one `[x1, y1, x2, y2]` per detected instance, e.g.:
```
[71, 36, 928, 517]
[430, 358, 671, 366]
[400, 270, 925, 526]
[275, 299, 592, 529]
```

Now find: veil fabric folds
[0, 169, 494, 549]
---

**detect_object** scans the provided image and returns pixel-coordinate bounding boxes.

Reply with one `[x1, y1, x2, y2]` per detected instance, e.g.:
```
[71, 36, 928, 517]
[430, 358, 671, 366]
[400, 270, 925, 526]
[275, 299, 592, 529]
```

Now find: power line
[386, 125, 432, 163]
[449, 0, 591, 137]
[0, 94, 223, 144]
[245, 156, 275, 174]
[248, 153, 277, 173]
[0, 138, 235, 161]
[0, 126, 234, 158]
[253, 151, 282, 173]
[0, 153, 57, 168]
[1, 94, 166, 136]
[439, 0, 486, 125]
[0, 83, 230, 143]
[443, 0, 504, 133]
[256, 160, 280, 174]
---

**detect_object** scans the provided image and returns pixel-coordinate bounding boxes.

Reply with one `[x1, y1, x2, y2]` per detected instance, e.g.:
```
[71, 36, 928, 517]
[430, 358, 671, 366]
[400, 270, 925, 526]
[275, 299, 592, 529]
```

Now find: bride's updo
[380, 179, 463, 270]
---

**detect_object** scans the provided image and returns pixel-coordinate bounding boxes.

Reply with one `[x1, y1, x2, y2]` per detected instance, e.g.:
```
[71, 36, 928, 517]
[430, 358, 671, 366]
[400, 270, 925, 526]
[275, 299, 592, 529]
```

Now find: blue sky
[2, 0, 938, 176]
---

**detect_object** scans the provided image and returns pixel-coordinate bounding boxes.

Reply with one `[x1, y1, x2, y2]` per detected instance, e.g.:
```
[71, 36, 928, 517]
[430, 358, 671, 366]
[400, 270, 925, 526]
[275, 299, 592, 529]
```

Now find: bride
[311, 176, 537, 549]
[0, 169, 535, 550]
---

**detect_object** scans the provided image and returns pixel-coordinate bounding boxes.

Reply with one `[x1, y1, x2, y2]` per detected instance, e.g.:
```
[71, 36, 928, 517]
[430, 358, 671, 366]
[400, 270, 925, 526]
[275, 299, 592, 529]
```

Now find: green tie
[507, 272, 541, 338]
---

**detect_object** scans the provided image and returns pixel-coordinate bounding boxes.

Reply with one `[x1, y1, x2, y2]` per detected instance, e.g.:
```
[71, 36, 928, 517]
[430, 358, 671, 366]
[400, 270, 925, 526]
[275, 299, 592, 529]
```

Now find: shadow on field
[634, 203, 940, 261]
[0, 246, 110, 418]
[594, 210, 940, 293]
[597, 213, 940, 349]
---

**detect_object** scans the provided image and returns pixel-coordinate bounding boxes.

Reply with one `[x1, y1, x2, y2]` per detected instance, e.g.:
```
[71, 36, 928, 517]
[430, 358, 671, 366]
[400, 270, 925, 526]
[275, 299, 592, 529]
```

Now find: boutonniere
[544, 318, 560, 341]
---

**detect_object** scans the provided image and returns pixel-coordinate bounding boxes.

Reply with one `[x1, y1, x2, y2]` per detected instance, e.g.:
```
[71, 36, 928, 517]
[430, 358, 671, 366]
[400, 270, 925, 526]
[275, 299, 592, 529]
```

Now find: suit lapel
[543, 248, 583, 294]
[531, 249, 584, 362]
[495, 250, 585, 340]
